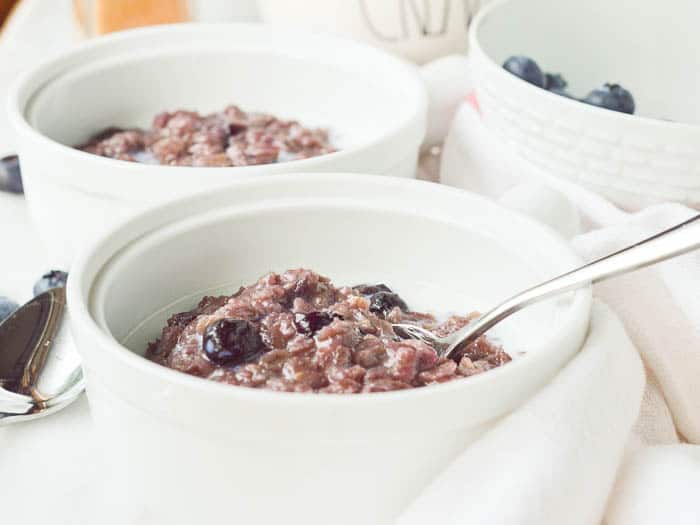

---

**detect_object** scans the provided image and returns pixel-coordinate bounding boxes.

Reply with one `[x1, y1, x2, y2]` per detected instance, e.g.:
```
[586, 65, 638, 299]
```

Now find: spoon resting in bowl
[394, 213, 700, 360]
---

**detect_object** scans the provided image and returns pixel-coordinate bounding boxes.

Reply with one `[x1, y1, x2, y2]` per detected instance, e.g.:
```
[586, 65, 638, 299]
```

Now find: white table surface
[0, 2, 258, 522]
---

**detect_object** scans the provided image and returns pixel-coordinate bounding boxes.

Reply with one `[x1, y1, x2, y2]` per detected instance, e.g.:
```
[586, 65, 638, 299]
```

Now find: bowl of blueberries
[464, 0, 700, 209]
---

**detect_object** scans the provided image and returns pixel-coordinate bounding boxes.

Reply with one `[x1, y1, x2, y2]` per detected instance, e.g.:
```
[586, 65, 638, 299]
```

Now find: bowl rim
[67, 172, 592, 408]
[469, 0, 700, 132]
[7, 23, 428, 175]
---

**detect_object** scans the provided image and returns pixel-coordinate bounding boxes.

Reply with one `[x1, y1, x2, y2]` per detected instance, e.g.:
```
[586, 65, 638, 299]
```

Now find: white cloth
[399, 303, 645, 525]
[2, 7, 700, 525]
[412, 54, 700, 524]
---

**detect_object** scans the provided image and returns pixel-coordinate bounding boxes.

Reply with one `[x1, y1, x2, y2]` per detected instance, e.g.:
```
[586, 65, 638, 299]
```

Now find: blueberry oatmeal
[146, 269, 511, 393]
[77, 105, 335, 166]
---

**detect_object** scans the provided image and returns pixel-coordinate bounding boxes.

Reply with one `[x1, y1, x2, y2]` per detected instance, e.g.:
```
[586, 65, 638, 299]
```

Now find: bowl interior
[477, 0, 700, 123]
[87, 176, 588, 365]
[25, 25, 423, 151]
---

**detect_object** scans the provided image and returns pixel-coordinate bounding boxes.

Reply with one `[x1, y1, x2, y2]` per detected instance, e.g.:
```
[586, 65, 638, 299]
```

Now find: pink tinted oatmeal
[77, 104, 335, 167]
[146, 269, 511, 393]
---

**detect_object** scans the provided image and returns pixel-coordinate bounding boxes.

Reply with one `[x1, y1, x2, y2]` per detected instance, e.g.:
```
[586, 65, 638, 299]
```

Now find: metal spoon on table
[394, 213, 700, 360]
[0, 287, 84, 425]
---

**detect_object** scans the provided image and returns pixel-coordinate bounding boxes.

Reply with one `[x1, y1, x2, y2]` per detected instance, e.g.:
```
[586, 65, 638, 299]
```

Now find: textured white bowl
[8, 24, 427, 267]
[68, 173, 591, 525]
[468, 0, 700, 209]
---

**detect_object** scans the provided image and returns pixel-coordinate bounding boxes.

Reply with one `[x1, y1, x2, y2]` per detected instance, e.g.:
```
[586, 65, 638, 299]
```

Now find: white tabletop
[0, 2, 258, 521]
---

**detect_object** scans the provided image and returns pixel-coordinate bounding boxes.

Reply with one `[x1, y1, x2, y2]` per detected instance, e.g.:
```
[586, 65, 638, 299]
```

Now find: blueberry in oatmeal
[352, 283, 393, 296]
[146, 270, 511, 393]
[293, 311, 337, 335]
[77, 104, 335, 167]
[203, 319, 266, 366]
[368, 291, 408, 317]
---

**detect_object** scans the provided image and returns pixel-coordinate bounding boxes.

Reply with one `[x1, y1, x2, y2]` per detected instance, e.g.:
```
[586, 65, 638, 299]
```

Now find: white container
[68, 173, 591, 525]
[460, 0, 700, 209]
[8, 24, 427, 267]
[257, 0, 483, 64]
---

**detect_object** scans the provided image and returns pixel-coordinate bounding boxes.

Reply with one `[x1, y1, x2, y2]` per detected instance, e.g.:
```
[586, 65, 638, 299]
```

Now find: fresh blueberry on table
[582, 83, 635, 114]
[0, 155, 23, 194]
[369, 291, 409, 317]
[502, 56, 545, 88]
[33, 270, 69, 296]
[0, 296, 19, 324]
[203, 318, 265, 366]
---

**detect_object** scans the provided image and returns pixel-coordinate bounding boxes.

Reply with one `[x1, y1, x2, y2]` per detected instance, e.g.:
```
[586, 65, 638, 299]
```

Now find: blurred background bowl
[257, 0, 481, 64]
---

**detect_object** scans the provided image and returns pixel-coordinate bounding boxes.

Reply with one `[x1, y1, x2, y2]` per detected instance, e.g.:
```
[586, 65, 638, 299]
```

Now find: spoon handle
[446, 213, 700, 358]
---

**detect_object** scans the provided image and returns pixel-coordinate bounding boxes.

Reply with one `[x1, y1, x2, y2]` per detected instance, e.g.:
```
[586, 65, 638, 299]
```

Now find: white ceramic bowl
[68, 173, 590, 525]
[467, 0, 700, 209]
[8, 23, 427, 267]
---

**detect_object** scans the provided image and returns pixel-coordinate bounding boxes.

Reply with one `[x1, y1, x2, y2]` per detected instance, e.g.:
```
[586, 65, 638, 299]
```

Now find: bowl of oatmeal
[68, 173, 590, 525]
[8, 23, 427, 267]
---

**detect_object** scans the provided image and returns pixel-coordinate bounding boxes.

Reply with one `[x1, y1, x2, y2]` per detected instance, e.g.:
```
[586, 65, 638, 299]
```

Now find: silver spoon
[0, 287, 84, 425]
[395, 213, 700, 360]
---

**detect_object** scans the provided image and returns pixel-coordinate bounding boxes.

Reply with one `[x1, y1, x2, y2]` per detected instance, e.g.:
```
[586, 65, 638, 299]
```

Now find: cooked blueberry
[33, 270, 68, 297]
[582, 83, 635, 114]
[0, 155, 23, 194]
[294, 311, 336, 335]
[502, 56, 545, 88]
[353, 283, 392, 296]
[369, 292, 408, 317]
[228, 123, 247, 136]
[203, 318, 265, 366]
[544, 73, 567, 92]
[0, 296, 19, 324]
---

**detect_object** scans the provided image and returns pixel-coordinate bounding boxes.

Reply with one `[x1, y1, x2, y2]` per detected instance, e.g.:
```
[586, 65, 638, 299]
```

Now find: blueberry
[353, 283, 392, 296]
[582, 83, 635, 114]
[369, 292, 408, 317]
[293, 311, 337, 335]
[203, 318, 265, 366]
[0, 155, 23, 194]
[502, 56, 545, 88]
[0, 296, 19, 324]
[33, 270, 68, 297]
[544, 73, 567, 92]
[228, 123, 247, 136]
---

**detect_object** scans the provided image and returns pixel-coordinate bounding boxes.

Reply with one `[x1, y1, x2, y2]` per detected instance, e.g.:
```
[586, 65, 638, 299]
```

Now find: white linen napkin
[411, 54, 700, 524]
[399, 303, 644, 525]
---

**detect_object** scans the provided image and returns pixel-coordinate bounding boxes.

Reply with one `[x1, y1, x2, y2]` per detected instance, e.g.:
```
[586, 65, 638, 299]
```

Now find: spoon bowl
[0, 287, 85, 425]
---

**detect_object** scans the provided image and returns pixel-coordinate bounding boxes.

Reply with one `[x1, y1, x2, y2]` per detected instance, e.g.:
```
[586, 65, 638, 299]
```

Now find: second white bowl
[8, 23, 427, 267]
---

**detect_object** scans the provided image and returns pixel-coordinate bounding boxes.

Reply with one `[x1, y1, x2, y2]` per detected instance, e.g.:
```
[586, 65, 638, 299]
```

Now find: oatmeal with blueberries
[146, 269, 511, 393]
[77, 104, 335, 167]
